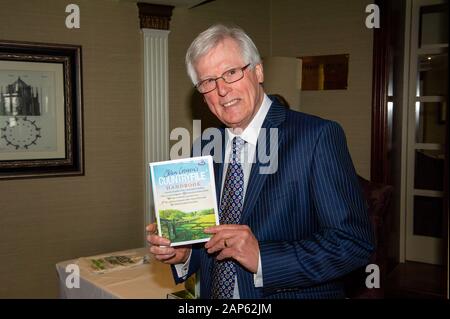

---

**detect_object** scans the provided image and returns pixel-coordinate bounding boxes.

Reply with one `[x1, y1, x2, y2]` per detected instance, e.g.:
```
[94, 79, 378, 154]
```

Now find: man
[147, 24, 374, 299]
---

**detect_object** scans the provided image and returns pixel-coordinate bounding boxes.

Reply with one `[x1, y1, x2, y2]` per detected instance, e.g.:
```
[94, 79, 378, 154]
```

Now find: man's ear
[255, 63, 264, 84]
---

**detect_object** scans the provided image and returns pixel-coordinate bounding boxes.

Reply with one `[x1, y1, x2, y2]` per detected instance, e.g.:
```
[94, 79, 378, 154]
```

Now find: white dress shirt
[175, 94, 272, 298]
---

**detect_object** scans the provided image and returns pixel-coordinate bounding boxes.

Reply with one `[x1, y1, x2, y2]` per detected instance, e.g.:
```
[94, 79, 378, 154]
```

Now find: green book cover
[150, 155, 219, 246]
[166, 290, 195, 299]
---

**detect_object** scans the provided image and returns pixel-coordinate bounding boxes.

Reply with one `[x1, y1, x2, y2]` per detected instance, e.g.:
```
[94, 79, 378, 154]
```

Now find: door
[405, 0, 448, 264]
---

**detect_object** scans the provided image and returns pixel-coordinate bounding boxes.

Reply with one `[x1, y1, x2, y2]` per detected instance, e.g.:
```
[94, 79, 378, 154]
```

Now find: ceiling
[118, 0, 212, 8]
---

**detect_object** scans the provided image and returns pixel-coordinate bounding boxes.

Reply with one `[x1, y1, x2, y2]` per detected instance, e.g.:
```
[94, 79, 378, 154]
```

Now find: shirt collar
[225, 93, 271, 146]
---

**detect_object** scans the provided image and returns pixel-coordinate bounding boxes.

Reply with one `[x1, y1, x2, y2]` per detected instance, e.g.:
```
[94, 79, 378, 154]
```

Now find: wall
[270, 0, 374, 177]
[0, 0, 143, 298]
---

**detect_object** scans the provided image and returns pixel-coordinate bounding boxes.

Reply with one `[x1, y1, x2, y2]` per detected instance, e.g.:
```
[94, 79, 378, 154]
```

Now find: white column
[142, 28, 170, 235]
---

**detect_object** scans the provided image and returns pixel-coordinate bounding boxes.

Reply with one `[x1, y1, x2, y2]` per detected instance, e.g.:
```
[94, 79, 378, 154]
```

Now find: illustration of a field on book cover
[149, 156, 219, 246]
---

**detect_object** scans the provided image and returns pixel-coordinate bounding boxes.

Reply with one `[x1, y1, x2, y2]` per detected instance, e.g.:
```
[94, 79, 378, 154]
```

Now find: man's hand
[204, 225, 259, 273]
[146, 223, 191, 264]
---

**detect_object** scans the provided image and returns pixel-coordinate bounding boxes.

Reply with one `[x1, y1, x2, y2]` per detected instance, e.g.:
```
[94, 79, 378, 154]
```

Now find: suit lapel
[241, 103, 286, 223]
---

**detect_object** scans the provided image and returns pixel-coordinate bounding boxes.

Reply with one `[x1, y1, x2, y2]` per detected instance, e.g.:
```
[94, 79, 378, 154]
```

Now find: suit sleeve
[259, 121, 375, 290]
[170, 245, 201, 284]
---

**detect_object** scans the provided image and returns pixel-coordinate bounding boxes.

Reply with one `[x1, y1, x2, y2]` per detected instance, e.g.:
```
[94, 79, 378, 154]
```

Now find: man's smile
[221, 98, 241, 107]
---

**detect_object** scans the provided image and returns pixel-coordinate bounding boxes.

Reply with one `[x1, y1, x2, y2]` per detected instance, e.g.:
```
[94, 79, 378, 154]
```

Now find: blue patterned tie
[211, 136, 245, 299]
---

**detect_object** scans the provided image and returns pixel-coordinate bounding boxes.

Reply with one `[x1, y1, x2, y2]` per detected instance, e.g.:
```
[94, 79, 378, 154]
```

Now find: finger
[151, 241, 172, 249]
[205, 234, 235, 254]
[147, 233, 171, 245]
[223, 236, 236, 248]
[204, 224, 246, 233]
[204, 229, 242, 249]
[146, 223, 157, 232]
[216, 248, 233, 261]
[204, 232, 228, 249]
[150, 244, 175, 254]
[155, 252, 176, 262]
[214, 235, 239, 258]
[206, 240, 226, 254]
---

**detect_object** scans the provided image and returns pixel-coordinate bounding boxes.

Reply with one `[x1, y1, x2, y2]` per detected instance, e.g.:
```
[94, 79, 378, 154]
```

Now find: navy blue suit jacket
[172, 100, 374, 299]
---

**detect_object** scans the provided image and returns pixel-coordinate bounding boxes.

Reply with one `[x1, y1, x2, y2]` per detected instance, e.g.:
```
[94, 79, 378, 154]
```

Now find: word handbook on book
[149, 155, 219, 246]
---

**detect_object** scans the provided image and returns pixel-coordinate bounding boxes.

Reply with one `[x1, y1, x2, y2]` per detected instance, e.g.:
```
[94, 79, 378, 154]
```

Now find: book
[167, 289, 195, 299]
[167, 273, 200, 299]
[184, 273, 200, 298]
[149, 155, 219, 246]
[78, 251, 149, 274]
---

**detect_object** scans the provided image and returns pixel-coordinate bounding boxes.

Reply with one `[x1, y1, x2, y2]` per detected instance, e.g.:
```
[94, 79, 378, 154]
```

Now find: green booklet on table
[167, 273, 200, 299]
[149, 155, 219, 247]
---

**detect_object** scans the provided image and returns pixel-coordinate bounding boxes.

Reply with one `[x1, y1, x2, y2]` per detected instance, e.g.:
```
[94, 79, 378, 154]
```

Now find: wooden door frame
[371, 0, 391, 185]
[371, 0, 449, 297]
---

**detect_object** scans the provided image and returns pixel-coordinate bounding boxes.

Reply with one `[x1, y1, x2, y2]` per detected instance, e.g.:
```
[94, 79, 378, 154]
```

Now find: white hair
[185, 24, 262, 85]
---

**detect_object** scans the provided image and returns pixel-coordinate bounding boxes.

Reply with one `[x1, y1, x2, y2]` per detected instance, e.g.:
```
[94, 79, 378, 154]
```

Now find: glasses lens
[198, 79, 215, 93]
[223, 68, 243, 83]
[197, 64, 250, 93]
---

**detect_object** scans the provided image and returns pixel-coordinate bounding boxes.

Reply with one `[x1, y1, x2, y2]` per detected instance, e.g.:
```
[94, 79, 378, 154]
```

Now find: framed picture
[0, 40, 84, 179]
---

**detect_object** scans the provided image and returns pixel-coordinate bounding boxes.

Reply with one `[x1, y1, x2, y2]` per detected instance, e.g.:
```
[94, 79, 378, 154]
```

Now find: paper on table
[77, 250, 151, 274]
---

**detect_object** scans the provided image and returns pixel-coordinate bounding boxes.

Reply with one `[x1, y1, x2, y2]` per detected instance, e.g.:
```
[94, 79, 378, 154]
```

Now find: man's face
[194, 37, 264, 130]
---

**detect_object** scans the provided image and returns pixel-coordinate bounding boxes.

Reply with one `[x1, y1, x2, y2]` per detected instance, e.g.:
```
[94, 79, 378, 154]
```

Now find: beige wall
[0, 0, 143, 297]
[270, 0, 373, 177]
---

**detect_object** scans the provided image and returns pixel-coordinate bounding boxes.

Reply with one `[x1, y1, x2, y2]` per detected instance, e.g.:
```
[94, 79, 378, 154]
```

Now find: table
[56, 247, 183, 299]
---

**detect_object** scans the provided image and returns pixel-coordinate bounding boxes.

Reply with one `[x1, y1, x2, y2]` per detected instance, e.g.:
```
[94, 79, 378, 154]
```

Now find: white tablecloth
[56, 247, 183, 299]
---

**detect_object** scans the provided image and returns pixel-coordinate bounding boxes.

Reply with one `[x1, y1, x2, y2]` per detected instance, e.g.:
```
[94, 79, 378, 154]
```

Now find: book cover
[184, 272, 200, 298]
[166, 290, 195, 299]
[149, 155, 219, 246]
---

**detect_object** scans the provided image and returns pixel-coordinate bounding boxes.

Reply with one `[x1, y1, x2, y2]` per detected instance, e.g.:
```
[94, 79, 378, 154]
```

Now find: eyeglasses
[195, 64, 251, 94]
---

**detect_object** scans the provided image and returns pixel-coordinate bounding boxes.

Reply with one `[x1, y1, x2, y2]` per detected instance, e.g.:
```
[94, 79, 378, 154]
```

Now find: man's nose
[215, 78, 231, 96]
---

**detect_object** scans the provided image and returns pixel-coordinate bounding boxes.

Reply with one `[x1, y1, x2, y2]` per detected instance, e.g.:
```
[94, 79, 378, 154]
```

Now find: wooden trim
[445, 47, 450, 299]
[371, 0, 391, 184]
[137, 3, 174, 30]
